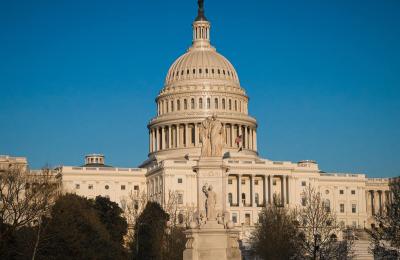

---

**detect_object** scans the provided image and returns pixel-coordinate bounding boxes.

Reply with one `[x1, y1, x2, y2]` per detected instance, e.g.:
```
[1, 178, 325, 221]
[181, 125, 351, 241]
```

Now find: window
[214, 98, 218, 109]
[352, 204, 357, 213]
[241, 179, 245, 185]
[234, 100, 238, 111]
[121, 185, 126, 190]
[340, 190, 344, 195]
[241, 193, 246, 204]
[207, 98, 210, 109]
[177, 100, 181, 110]
[232, 213, 238, 223]
[134, 185, 139, 191]
[351, 190, 356, 195]
[75, 184, 80, 189]
[255, 193, 259, 205]
[228, 193, 233, 205]
[191, 98, 195, 109]
[222, 98, 226, 109]
[245, 213, 251, 225]
[88, 184, 93, 190]
[228, 99, 232, 110]
[323, 199, 331, 212]
[273, 180, 277, 186]
[177, 193, 183, 204]
[301, 181, 306, 187]
[105, 185, 109, 190]
[184, 99, 188, 110]
[199, 98, 203, 109]
[171, 101, 174, 112]
[340, 203, 345, 213]
[178, 178, 183, 184]
[254, 180, 259, 185]
[228, 179, 233, 185]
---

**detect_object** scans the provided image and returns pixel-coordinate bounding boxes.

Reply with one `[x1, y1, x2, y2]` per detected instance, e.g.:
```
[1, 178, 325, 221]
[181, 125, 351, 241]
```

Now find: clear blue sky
[0, 0, 399, 177]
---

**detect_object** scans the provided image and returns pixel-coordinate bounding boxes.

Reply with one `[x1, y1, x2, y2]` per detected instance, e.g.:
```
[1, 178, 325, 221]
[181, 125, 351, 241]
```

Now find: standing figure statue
[202, 184, 217, 220]
[199, 115, 225, 157]
[210, 116, 224, 156]
[199, 117, 212, 157]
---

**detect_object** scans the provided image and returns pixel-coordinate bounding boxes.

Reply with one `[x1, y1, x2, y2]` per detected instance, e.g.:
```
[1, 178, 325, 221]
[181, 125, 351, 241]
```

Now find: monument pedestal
[183, 220, 241, 260]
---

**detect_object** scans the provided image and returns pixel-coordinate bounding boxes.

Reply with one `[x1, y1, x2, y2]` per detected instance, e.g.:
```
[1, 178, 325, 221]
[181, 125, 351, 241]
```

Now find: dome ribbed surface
[165, 48, 239, 85]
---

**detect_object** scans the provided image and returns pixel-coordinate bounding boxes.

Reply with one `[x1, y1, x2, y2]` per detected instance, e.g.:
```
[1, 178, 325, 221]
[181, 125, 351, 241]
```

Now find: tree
[251, 198, 302, 260]
[297, 185, 353, 260]
[0, 166, 59, 259]
[93, 196, 127, 245]
[130, 201, 169, 260]
[369, 179, 400, 259]
[37, 194, 127, 260]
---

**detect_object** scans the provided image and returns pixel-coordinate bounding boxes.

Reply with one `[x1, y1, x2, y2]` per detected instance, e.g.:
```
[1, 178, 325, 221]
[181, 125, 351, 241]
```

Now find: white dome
[165, 48, 239, 85]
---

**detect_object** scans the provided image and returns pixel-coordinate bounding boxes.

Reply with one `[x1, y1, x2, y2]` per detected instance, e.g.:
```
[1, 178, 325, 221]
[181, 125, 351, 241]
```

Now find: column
[268, 175, 273, 204]
[238, 125, 242, 148]
[177, 125, 180, 148]
[185, 124, 189, 147]
[237, 174, 242, 206]
[371, 191, 375, 215]
[249, 175, 253, 207]
[255, 130, 258, 150]
[286, 176, 289, 205]
[157, 127, 161, 151]
[250, 129, 253, 150]
[168, 125, 172, 149]
[161, 127, 165, 150]
[281, 176, 286, 206]
[195, 123, 199, 146]
[242, 126, 246, 149]
[263, 175, 268, 205]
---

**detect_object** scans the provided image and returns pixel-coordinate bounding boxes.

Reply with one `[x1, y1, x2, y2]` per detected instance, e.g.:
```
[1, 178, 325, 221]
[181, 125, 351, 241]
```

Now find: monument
[183, 115, 242, 260]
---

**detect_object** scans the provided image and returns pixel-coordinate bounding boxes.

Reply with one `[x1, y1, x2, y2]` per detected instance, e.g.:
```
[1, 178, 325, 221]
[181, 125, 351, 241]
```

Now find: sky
[0, 0, 399, 177]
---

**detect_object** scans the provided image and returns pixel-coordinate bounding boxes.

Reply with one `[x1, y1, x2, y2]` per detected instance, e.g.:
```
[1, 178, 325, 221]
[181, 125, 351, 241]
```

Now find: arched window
[191, 98, 195, 109]
[177, 100, 181, 111]
[214, 98, 219, 109]
[171, 100, 174, 112]
[222, 98, 226, 109]
[184, 99, 188, 110]
[199, 98, 203, 109]
[228, 99, 232, 110]
[207, 98, 210, 109]
[166, 101, 169, 113]
[234, 100, 238, 111]
[228, 193, 233, 206]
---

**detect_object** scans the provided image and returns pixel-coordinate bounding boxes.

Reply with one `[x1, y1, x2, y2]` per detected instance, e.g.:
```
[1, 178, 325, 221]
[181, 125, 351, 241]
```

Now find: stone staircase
[353, 230, 374, 260]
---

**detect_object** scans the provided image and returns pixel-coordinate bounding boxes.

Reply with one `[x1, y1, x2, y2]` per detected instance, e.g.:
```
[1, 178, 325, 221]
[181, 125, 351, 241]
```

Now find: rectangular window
[301, 181, 306, 186]
[245, 213, 251, 225]
[134, 185, 139, 191]
[121, 185, 126, 190]
[241, 179, 245, 185]
[228, 179, 233, 185]
[232, 213, 238, 223]
[178, 193, 183, 204]
[273, 180, 277, 186]
[340, 190, 344, 195]
[352, 204, 357, 213]
[351, 190, 356, 195]
[340, 203, 345, 213]
[75, 184, 80, 189]
[254, 180, 259, 185]
[88, 184, 93, 190]
[178, 178, 183, 184]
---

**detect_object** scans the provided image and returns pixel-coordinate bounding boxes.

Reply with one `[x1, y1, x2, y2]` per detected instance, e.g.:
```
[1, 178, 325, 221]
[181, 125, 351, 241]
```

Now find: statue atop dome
[200, 115, 225, 157]
[195, 0, 207, 21]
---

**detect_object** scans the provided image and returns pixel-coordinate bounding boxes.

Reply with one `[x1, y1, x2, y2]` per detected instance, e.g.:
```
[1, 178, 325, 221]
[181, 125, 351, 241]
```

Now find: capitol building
[5, 2, 392, 233]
